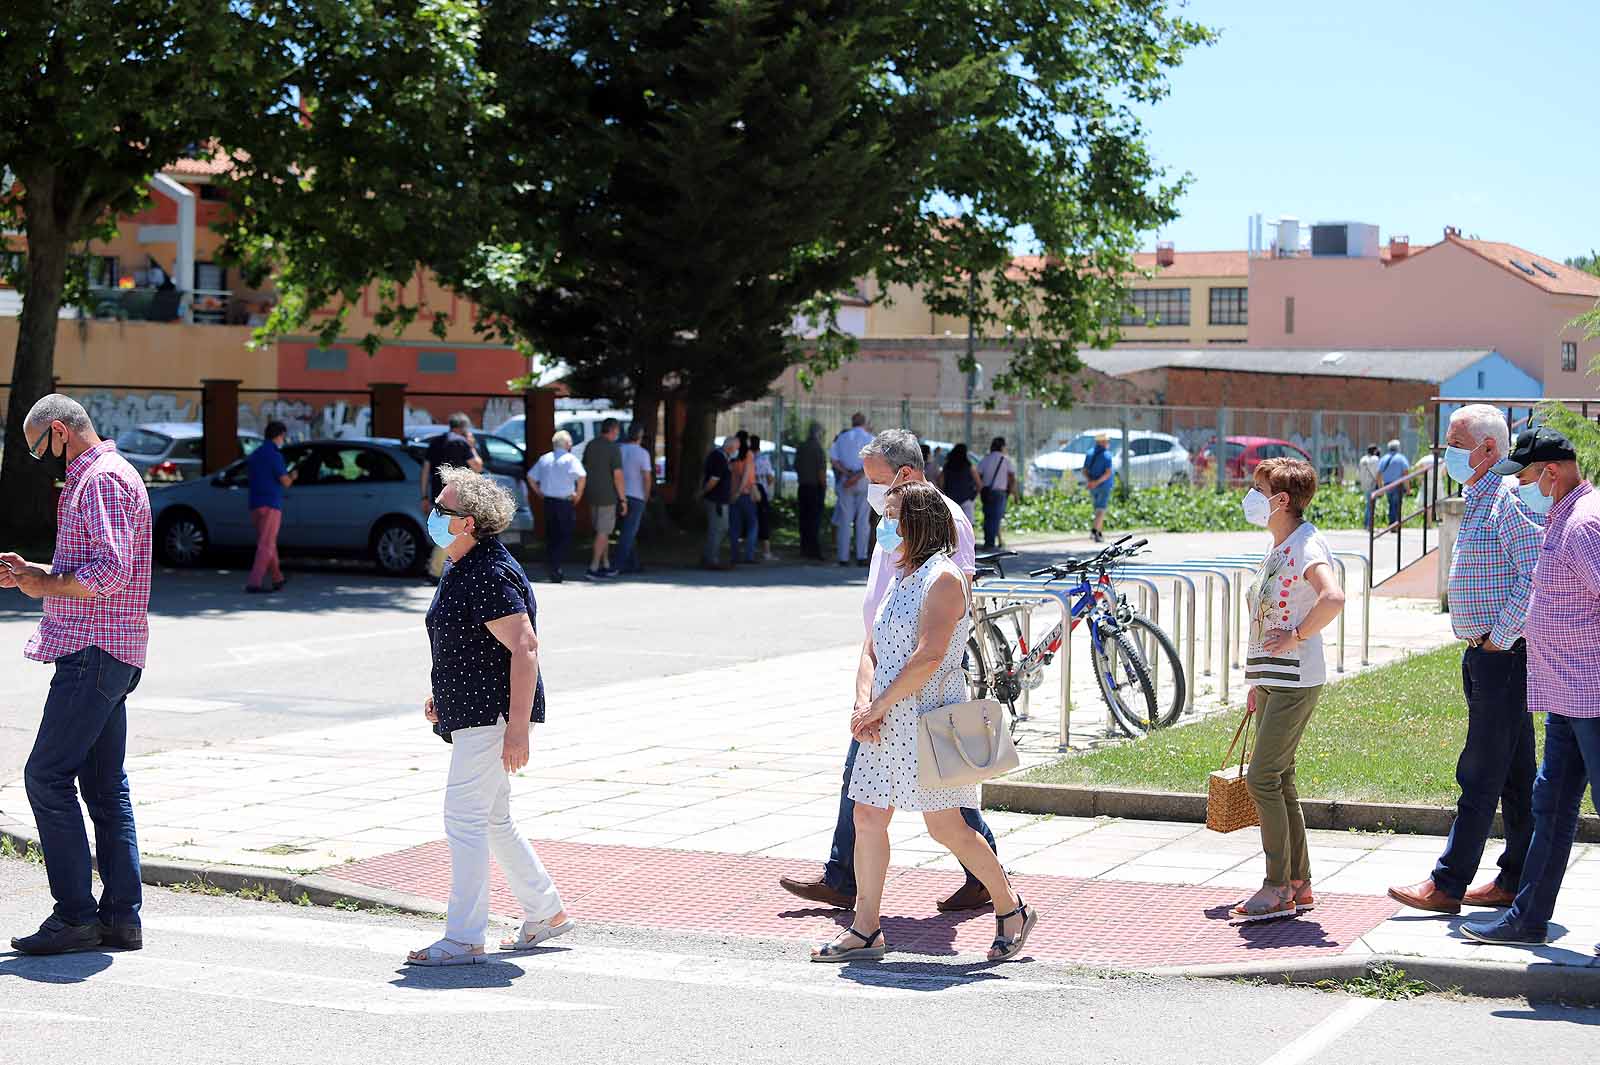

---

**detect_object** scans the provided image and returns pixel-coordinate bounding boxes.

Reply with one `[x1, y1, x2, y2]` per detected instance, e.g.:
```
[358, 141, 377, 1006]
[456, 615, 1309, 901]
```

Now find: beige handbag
[1206, 703, 1260, 833]
[916, 699, 1020, 788]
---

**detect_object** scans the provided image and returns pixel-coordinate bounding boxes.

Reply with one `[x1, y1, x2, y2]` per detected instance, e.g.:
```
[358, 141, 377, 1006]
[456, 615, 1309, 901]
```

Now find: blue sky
[1136, 1, 1599, 261]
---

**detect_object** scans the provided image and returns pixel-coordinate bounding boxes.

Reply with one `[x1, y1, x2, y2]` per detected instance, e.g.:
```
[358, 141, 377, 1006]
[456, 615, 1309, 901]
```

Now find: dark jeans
[614, 495, 646, 572]
[1386, 487, 1404, 526]
[981, 489, 1008, 550]
[1499, 712, 1600, 936]
[730, 495, 758, 562]
[543, 498, 577, 579]
[756, 485, 772, 542]
[1431, 645, 1536, 897]
[24, 645, 143, 928]
[822, 738, 997, 897]
[797, 484, 824, 558]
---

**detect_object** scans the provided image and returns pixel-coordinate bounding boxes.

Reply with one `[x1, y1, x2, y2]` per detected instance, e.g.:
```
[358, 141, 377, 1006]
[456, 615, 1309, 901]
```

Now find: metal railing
[1367, 464, 1433, 585]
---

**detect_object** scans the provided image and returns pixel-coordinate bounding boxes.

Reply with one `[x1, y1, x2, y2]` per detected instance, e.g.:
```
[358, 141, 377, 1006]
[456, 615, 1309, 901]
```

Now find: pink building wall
[1248, 240, 1598, 393]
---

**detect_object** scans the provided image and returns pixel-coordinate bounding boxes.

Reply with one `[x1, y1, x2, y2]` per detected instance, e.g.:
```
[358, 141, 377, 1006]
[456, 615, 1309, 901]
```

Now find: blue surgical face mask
[1517, 477, 1552, 515]
[1443, 446, 1477, 485]
[875, 516, 903, 555]
[427, 508, 457, 548]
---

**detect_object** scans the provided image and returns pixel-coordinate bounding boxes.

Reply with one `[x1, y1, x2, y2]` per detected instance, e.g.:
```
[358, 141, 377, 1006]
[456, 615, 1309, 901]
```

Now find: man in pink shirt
[1, 394, 151, 956]
[779, 429, 999, 913]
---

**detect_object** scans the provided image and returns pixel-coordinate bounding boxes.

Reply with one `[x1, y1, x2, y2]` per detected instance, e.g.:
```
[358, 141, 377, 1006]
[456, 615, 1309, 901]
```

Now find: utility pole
[963, 275, 977, 446]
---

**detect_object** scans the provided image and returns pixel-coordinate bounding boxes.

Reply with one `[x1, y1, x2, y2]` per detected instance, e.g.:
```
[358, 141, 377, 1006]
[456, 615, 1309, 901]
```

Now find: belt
[1465, 634, 1525, 652]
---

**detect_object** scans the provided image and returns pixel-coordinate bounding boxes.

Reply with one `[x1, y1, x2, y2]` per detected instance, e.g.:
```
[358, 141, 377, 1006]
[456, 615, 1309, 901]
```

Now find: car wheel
[156, 509, 208, 568]
[372, 518, 425, 576]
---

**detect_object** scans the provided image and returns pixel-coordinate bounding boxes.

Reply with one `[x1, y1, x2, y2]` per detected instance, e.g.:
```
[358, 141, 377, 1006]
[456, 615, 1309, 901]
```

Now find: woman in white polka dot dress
[811, 482, 1038, 964]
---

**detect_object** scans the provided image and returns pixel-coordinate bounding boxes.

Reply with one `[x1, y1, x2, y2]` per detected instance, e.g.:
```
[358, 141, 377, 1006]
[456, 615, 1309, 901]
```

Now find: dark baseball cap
[1490, 426, 1577, 475]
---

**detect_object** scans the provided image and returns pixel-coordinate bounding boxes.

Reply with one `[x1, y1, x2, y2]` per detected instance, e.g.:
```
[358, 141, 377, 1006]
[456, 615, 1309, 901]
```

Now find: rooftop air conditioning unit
[1310, 222, 1380, 258]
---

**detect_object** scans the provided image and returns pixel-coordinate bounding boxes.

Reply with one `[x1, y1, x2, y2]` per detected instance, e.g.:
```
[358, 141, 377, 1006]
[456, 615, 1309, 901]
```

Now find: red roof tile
[1442, 235, 1600, 298]
[1130, 250, 1248, 278]
[163, 148, 234, 179]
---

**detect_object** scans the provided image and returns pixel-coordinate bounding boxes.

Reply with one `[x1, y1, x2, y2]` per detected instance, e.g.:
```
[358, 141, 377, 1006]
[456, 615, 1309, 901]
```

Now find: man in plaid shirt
[1390, 408, 1542, 917]
[1464, 428, 1600, 948]
[0, 394, 151, 956]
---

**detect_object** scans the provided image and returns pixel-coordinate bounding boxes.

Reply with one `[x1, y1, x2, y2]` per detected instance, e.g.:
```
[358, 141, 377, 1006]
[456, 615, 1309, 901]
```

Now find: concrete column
[369, 382, 407, 441]
[201, 379, 241, 474]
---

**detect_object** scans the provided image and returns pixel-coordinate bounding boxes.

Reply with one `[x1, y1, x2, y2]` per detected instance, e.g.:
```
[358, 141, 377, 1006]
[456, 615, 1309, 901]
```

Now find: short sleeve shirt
[583, 436, 622, 506]
[531, 449, 584, 497]
[830, 427, 872, 474]
[703, 448, 733, 504]
[425, 433, 476, 500]
[977, 452, 1015, 492]
[424, 537, 546, 738]
[1245, 521, 1333, 688]
[246, 440, 288, 510]
[620, 442, 653, 500]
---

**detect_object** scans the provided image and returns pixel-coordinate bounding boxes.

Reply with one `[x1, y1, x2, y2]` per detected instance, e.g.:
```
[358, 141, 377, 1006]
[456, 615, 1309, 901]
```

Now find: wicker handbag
[1206, 702, 1260, 834]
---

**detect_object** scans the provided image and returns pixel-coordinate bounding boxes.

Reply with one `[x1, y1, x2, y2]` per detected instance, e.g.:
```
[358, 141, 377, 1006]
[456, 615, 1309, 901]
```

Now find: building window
[417, 352, 457, 374]
[1562, 341, 1578, 372]
[1284, 296, 1295, 335]
[1208, 287, 1248, 326]
[1476, 370, 1485, 389]
[306, 347, 348, 372]
[1120, 287, 1190, 327]
[87, 255, 119, 289]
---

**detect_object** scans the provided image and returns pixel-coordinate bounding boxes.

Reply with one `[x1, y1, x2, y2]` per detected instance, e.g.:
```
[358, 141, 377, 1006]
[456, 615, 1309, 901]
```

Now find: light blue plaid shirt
[1447, 473, 1543, 647]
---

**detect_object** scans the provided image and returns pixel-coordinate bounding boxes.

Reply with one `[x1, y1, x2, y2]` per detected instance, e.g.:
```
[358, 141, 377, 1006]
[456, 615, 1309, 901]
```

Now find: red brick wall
[1137, 368, 1433, 411]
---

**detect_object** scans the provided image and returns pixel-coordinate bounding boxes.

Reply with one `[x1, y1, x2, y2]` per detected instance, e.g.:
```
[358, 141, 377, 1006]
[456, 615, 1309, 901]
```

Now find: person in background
[922, 443, 941, 483]
[1462, 429, 1600, 948]
[525, 430, 586, 584]
[421, 414, 484, 581]
[729, 431, 759, 564]
[1233, 457, 1345, 923]
[940, 442, 980, 523]
[977, 436, 1018, 551]
[1358, 445, 1382, 530]
[2, 394, 151, 955]
[581, 417, 626, 580]
[831, 413, 873, 567]
[1083, 432, 1115, 544]
[795, 423, 827, 560]
[752, 433, 777, 562]
[614, 425, 652, 575]
[1388, 407, 1541, 918]
[700, 434, 740, 570]
[1378, 439, 1410, 529]
[244, 420, 296, 594]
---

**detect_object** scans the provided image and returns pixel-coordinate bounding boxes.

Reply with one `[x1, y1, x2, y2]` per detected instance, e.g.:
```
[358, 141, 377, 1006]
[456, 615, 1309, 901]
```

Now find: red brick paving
[331, 838, 1398, 969]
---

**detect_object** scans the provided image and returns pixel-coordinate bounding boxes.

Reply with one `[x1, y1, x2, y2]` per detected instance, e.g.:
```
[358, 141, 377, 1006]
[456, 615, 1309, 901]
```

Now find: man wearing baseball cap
[1462, 427, 1600, 947]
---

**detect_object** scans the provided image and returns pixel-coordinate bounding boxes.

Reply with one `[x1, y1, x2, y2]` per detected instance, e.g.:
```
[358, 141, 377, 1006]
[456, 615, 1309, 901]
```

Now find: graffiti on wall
[75, 391, 200, 439]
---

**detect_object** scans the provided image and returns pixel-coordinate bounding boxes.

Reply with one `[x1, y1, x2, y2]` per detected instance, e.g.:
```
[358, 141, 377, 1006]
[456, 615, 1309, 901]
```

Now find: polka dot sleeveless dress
[848, 553, 979, 812]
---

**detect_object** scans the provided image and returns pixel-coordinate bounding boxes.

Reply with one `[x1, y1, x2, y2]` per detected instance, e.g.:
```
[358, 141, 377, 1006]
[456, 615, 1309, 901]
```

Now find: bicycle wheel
[965, 624, 1021, 733]
[1092, 621, 1159, 738]
[1121, 611, 1185, 728]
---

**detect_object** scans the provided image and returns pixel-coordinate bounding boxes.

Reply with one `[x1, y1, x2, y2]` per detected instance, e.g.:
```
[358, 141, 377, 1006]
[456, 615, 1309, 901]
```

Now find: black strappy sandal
[989, 898, 1040, 962]
[810, 926, 887, 963]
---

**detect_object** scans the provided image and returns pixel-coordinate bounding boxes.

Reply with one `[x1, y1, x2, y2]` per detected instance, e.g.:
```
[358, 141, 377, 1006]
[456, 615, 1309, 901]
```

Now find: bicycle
[969, 537, 1186, 738]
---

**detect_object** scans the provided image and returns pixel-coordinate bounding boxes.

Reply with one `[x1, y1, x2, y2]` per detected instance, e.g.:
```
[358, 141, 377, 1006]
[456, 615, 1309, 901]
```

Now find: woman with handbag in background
[811, 481, 1037, 963]
[1232, 457, 1345, 923]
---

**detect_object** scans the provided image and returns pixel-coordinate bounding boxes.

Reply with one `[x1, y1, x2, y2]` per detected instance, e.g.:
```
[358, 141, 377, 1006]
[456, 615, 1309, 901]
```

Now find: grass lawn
[1020, 644, 1542, 807]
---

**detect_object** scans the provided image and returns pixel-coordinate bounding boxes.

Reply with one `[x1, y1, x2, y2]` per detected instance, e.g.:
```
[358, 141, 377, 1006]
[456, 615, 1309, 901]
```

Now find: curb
[983, 780, 1600, 843]
[1145, 953, 1600, 1006]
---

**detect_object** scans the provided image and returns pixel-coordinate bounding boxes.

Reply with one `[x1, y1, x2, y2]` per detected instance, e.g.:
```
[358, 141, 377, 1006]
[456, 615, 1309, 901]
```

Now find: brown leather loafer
[1387, 878, 1462, 915]
[936, 880, 992, 912]
[778, 874, 854, 910]
[1463, 880, 1516, 908]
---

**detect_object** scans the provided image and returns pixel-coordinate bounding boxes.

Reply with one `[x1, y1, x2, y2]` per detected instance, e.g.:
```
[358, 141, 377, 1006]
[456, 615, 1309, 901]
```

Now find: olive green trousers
[1246, 684, 1323, 886]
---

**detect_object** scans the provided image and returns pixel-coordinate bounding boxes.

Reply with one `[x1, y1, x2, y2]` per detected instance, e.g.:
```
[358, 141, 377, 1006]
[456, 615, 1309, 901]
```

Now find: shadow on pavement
[0, 950, 116, 984]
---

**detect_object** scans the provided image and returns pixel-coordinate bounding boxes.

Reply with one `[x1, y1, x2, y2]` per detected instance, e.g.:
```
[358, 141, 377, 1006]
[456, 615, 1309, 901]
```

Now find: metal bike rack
[1118, 563, 1236, 704]
[970, 581, 1082, 752]
[1112, 571, 1197, 715]
[1197, 550, 1371, 672]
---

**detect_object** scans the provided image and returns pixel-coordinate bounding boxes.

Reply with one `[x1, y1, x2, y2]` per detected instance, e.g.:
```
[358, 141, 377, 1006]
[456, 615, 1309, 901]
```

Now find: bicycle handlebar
[1026, 538, 1149, 580]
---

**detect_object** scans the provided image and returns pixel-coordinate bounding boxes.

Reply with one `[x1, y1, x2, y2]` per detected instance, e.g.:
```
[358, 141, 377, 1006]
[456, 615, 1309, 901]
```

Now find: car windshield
[1062, 436, 1119, 456]
[115, 428, 173, 454]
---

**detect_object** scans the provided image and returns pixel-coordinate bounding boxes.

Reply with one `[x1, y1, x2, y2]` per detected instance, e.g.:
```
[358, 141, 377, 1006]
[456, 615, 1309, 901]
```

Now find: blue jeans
[614, 495, 646, 572]
[822, 739, 997, 897]
[1431, 646, 1536, 897]
[981, 489, 1008, 549]
[543, 498, 577, 579]
[730, 496, 758, 562]
[1387, 487, 1404, 526]
[24, 645, 144, 928]
[1497, 713, 1600, 936]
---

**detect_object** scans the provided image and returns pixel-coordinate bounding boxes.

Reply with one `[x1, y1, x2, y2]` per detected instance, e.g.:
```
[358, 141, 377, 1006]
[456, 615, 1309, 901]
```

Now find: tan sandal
[1292, 880, 1315, 914]
[499, 917, 577, 952]
[1231, 884, 1298, 923]
[406, 937, 486, 966]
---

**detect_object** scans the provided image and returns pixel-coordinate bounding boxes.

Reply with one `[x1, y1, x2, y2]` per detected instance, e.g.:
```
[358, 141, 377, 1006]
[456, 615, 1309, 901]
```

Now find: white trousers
[443, 722, 564, 945]
[834, 485, 871, 562]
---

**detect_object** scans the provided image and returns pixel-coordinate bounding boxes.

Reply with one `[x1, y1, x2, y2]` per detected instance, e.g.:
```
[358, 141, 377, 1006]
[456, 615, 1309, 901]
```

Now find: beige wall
[1115, 275, 1249, 346]
[1248, 243, 1600, 392]
[0, 318, 274, 389]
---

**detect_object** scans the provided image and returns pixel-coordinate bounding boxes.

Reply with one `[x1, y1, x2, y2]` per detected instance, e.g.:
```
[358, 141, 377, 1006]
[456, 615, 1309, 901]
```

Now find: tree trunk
[0, 205, 72, 545]
[668, 395, 718, 526]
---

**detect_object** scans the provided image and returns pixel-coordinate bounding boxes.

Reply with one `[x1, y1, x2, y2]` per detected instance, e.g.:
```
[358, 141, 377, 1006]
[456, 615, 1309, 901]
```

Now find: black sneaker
[11, 915, 103, 955]
[98, 922, 143, 951]
[584, 569, 610, 581]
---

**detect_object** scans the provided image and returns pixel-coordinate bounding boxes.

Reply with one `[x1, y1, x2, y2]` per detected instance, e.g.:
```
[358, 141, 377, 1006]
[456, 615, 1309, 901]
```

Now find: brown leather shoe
[1463, 880, 1516, 908]
[778, 874, 854, 910]
[936, 880, 992, 912]
[1387, 878, 1462, 915]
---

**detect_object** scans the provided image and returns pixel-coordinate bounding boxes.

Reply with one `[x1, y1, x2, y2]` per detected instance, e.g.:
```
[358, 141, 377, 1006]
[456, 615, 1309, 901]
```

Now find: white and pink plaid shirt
[24, 440, 152, 669]
[1525, 481, 1600, 718]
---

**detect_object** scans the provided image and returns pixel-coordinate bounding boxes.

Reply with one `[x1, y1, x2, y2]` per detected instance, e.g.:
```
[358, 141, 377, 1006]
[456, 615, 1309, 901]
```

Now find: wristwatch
[1291, 626, 1305, 643]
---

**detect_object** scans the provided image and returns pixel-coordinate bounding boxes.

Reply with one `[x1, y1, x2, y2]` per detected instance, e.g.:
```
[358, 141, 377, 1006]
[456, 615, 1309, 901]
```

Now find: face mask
[426, 508, 458, 548]
[1242, 488, 1274, 527]
[866, 470, 907, 516]
[875, 516, 903, 555]
[1517, 478, 1552, 515]
[1443, 446, 1477, 484]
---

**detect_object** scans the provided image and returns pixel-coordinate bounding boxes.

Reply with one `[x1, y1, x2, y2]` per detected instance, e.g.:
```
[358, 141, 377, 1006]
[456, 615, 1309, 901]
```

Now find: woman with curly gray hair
[406, 466, 575, 965]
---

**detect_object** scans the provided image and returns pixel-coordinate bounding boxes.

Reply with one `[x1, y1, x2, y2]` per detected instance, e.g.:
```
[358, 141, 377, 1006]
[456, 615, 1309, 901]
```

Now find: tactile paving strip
[331, 837, 1398, 968]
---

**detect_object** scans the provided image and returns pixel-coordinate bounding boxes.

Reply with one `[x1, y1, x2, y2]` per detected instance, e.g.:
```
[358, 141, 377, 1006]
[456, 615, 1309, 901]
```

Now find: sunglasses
[27, 423, 55, 461]
[433, 504, 470, 519]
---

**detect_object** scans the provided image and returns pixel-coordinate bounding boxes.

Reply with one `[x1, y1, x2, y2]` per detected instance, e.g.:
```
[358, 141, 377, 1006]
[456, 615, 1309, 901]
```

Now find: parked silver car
[150, 439, 530, 576]
[115, 422, 263, 483]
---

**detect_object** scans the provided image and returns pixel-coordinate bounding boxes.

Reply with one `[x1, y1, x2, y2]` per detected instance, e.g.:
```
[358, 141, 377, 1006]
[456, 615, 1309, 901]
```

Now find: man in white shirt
[614, 426, 653, 574]
[830, 412, 874, 566]
[976, 436, 1019, 550]
[525, 430, 586, 584]
[779, 428, 1000, 914]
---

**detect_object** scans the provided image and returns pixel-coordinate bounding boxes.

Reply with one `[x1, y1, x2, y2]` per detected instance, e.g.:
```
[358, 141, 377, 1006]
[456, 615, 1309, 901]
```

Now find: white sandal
[406, 937, 486, 966]
[499, 917, 578, 952]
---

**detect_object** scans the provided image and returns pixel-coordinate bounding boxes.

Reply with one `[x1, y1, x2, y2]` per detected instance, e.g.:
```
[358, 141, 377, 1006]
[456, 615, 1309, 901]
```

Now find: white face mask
[1242, 488, 1275, 527]
[867, 470, 907, 516]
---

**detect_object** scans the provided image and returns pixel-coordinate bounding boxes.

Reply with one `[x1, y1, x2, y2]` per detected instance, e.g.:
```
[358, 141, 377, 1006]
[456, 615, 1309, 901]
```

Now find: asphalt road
[0, 859, 1595, 1065]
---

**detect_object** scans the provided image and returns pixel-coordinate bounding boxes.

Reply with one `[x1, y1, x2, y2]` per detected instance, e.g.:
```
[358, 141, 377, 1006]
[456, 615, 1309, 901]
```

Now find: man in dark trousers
[794, 422, 827, 560]
[701, 435, 739, 570]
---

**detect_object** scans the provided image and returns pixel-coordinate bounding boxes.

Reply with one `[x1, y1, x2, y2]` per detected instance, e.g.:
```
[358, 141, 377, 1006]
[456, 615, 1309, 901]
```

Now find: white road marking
[197, 626, 425, 670]
[129, 697, 244, 715]
[0, 1007, 113, 1023]
[1257, 998, 1382, 1065]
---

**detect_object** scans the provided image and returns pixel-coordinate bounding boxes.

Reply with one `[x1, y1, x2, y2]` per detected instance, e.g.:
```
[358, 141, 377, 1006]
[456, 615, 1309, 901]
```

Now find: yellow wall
[1115, 275, 1249, 345]
[0, 318, 275, 389]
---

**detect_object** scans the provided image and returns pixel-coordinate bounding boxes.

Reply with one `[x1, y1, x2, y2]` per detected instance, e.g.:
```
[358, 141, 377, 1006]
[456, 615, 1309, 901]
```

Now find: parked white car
[495, 409, 632, 461]
[1028, 429, 1190, 492]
